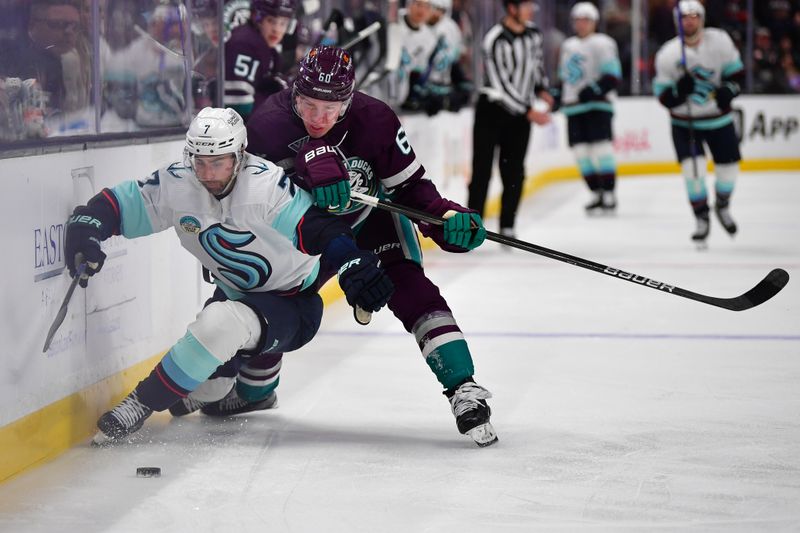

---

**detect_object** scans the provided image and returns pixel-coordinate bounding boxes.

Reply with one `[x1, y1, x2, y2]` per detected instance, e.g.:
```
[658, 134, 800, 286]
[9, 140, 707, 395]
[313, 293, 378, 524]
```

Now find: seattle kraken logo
[200, 224, 270, 290]
[688, 66, 715, 105]
[564, 54, 586, 85]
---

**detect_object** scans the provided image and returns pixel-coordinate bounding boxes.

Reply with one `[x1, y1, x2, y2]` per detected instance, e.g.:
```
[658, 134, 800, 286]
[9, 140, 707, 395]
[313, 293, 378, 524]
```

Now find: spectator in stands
[1, 0, 73, 117]
[752, 26, 784, 93]
[779, 43, 800, 92]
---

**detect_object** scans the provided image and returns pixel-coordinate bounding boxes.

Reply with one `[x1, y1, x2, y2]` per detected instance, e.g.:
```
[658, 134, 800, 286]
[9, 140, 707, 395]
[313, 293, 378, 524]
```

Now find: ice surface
[1, 172, 798, 532]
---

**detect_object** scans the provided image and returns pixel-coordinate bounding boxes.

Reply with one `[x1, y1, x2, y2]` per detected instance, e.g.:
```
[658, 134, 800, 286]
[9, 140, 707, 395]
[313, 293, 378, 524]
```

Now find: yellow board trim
[3, 157, 799, 483]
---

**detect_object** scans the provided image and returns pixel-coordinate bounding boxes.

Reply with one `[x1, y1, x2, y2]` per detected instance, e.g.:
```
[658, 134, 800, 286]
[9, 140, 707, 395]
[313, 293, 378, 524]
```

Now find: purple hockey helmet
[294, 46, 356, 105]
[252, 0, 296, 22]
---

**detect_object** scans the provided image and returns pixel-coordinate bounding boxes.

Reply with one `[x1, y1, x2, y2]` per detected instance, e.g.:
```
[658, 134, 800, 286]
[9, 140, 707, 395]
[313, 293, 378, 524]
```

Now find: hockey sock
[589, 141, 616, 190]
[413, 311, 475, 390]
[573, 143, 598, 189]
[681, 156, 709, 216]
[236, 353, 282, 402]
[714, 162, 738, 205]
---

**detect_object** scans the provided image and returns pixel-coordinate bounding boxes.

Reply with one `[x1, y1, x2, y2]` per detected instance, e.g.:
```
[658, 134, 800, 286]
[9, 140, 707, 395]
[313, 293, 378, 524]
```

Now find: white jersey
[558, 32, 620, 113]
[428, 15, 463, 87]
[387, 11, 438, 105]
[109, 153, 320, 296]
[654, 28, 743, 125]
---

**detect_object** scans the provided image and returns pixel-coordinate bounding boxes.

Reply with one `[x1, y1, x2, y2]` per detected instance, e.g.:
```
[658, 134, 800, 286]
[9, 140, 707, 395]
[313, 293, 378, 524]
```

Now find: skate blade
[466, 422, 499, 447]
[693, 239, 709, 251]
[91, 430, 115, 447]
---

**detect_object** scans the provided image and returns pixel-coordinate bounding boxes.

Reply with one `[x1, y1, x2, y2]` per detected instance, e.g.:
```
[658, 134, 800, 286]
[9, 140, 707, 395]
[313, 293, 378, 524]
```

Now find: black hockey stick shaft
[42, 257, 87, 352]
[350, 192, 789, 312]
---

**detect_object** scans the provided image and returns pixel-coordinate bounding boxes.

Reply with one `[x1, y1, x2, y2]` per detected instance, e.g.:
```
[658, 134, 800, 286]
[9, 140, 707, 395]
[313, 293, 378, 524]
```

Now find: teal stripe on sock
[577, 157, 595, 176]
[237, 378, 279, 402]
[685, 177, 708, 202]
[160, 349, 202, 391]
[168, 331, 226, 385]
[425, 339, 475, 390]
[715, 181, 735, 195]
[597, 154, 616, 175]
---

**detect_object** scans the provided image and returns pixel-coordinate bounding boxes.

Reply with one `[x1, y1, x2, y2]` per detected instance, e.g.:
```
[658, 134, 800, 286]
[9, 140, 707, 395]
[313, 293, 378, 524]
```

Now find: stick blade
[722, 268, 790, 311]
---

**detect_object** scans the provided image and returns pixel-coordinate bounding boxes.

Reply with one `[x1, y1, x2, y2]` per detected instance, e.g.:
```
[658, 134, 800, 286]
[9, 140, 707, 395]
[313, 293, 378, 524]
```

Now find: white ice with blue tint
[1, 172, 798, 532]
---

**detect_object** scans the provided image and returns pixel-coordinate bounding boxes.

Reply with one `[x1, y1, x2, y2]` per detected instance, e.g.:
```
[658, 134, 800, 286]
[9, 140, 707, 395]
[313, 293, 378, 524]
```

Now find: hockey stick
[340, 21, 382, 50]
[42, 255, 87, 352]
[350, 191, 789, 312]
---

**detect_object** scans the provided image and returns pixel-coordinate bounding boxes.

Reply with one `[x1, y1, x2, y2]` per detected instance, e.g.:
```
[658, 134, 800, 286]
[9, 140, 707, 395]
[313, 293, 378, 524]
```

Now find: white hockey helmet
[429, 0, 452, 12]
[570, 2, 599, 21]
[185, 107, 248, 177]
[677, 0, 705, 20]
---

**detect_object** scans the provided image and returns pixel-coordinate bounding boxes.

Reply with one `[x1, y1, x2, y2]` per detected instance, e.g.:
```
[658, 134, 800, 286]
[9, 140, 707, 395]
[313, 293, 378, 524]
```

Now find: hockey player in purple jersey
[224, 0, 296, 120]
[243, 46, 497, 447]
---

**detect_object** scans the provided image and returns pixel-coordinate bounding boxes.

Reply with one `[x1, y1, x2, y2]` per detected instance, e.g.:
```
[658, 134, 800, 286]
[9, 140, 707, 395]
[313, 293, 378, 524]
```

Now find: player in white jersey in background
[388, 0, 438, 109]
[654, 0, 744, 244]
[420, 0, 472, 115]
[63, 107, 393, 443]
[554, 2, 622, 213]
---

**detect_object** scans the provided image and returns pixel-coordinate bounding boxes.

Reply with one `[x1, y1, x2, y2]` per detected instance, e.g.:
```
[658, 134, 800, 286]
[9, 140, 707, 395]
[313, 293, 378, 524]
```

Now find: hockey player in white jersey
[555, 2, 622, 213]
[389, 0, 439, 108]
[423, 0, 472, 114]
[654, 0, 744, 244]
[63, 107, 393, 443]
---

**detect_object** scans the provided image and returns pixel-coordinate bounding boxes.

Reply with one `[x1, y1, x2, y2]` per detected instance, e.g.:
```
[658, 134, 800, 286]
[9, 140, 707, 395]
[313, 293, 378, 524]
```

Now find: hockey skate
[691, 214, 710, 249]
[601, 191, 617, 212]
[168, 395, 207, 417]
[584, 191, 604, 213]
[714, 204, 737, 236]
[200, 388, 278, 417]
[585, 191, 616, 215]
[92, 390, 153, 445]
[444, 379, 498, 447]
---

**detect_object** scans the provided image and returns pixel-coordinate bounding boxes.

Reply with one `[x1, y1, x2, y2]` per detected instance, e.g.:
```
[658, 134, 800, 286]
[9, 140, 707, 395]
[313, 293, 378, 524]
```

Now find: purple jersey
[224, 23, 283, 118]
[247, 89, 444, 228]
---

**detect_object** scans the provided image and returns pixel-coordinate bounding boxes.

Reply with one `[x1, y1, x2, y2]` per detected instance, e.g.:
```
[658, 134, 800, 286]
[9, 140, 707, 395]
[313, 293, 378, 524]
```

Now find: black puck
[136, 467, 161, 478]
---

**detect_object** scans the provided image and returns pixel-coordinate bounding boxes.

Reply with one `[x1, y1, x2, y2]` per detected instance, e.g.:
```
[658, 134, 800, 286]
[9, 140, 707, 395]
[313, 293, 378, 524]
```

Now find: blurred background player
[63, 107, 392, 443]
[654, 0, 744, 245]
[467, 0, 551, 240]
[554, 2, 622, 214]
[414, 0, 472, 115]
[224, 0, 296, 120]
[390, 0, 438, 110]
[242, 46, 497, 447]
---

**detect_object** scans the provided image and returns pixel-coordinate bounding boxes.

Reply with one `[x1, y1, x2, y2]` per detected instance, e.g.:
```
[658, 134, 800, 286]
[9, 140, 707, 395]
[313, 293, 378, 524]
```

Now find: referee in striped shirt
[467, 0, 552, 239]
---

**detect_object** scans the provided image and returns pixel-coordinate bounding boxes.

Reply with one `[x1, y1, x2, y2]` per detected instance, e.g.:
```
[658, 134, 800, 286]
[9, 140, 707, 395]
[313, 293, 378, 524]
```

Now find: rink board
[1, 96, 798, 483]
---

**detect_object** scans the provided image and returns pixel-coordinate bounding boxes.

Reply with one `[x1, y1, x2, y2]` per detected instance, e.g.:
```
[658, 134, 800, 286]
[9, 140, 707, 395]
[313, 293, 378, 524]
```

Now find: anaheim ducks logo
[342, 157, 379, 215]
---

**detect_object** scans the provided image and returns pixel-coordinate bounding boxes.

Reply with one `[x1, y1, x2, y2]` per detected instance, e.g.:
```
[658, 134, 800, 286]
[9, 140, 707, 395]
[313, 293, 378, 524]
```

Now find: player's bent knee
[188, 300, 262, 362]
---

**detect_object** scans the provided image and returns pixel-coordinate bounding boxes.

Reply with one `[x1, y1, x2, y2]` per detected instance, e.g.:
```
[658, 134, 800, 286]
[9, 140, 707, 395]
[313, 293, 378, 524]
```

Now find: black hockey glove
[549, 87, 562, 112]
[676, 73, 695, 100]
[337, 251, 394, 313]
[65, 206, 107, 287]
[578, 83, 603, 103]
[715, 83, 738, 112]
